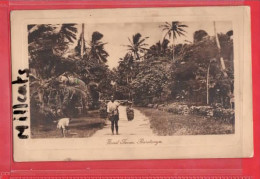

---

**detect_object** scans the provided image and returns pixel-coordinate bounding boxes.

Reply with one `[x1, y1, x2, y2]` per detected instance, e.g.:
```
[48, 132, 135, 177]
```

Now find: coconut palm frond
[89, 31, 109, 64]
[126, 32, 149, 61]
[92, 31, 104, 42]
[178, 24, 188, 28]
[159, 21, 188, 61]
[133, 33, 142, 44]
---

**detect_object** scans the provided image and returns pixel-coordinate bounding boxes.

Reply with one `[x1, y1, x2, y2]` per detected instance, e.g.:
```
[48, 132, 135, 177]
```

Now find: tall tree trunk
[80, 23, 85, 59]
[133, 52, 137, 61]
[213, 22, 228, 77]
[136, 52, 140, 61]
[172, 34, 175, 61]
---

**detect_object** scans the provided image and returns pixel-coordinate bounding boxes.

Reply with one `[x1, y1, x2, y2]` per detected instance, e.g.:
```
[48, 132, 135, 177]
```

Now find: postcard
[11, 6, 253, 161]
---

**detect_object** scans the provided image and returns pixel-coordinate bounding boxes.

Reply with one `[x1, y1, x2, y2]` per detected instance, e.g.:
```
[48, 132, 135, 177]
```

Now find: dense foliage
[29, 22, 234, 123]
[115, 23, 234, 108]
[29, 24, 112, 121]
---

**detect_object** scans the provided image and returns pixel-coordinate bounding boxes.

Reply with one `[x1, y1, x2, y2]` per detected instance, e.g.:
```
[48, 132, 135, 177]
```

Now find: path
[93, 106, 154, 137]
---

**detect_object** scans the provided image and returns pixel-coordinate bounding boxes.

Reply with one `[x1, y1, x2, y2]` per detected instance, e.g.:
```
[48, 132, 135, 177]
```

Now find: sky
[73, 21, 232, 69]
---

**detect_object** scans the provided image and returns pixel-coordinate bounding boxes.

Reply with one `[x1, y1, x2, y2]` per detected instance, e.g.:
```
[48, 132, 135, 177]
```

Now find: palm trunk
[172, 35, 175, 61]
[80, 23, 85, 58]
[136, 52, 140, 61]
[126, 74, 129, 84]
[133, 52, 136, 61]
[213, 22, 228, 77]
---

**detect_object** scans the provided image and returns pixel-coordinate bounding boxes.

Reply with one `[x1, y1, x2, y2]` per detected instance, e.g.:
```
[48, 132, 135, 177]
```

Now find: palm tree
[89, 31, 109, 64]
[159, 21, 188, 61]
[147, 39, 170, 58]
[118, 53, 134, 84]
[126, 33, 149, 61]
[53, 24, 77, 56]
[28, 25, 53, 44]
[58, 24, 77, 43]
[28, 24, 78, 78]
[118, 53, 135, 100]
[28, 24, 77, 57]
[28, 24, 77, 45]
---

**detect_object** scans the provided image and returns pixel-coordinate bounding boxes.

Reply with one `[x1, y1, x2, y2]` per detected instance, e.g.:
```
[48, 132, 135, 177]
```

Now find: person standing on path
[107, 96, 120, 135]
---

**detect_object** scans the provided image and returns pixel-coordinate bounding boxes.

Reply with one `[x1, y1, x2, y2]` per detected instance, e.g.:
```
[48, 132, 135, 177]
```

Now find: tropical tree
[28, 23, 77, 78]
[146, 39, 170, 59]
[52, 24, 78, 56]
[131, 62, 170, 104]
[58, 24, 77, 43]
[89, 31, 109, 64]
[193, 30, 208, 43]
[126, 33, 149, 61]
[118, 53, 134, 84]
[159, 21, 188, 61]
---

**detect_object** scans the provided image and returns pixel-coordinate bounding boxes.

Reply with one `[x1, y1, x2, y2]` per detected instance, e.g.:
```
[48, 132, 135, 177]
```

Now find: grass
[31, 110, 106, 138]
[136, 107, 235, 136]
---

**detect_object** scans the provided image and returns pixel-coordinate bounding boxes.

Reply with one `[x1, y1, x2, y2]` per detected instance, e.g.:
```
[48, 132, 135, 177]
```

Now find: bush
[156, 102, 234, 122]
[213, 108, 235, 123]
[147, 104, 154, 108]
[158, 104, 166, 110]
[164, 103, 190, 115]
[190, 106, 213, 116]
[99, 103, 107, 118]
[153, 104, 158, 109]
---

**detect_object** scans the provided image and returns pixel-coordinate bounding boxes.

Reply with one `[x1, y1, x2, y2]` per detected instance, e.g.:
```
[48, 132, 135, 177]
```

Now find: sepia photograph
[11, 7, 253, 161]
[28, 21, 235, 138]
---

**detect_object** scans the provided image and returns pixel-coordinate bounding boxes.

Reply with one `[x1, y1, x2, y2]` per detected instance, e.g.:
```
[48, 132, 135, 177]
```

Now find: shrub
[156, 102, 234, 122]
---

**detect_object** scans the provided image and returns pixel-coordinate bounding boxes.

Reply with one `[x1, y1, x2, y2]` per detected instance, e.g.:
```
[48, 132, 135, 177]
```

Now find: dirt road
[93, 106, 154, 137]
